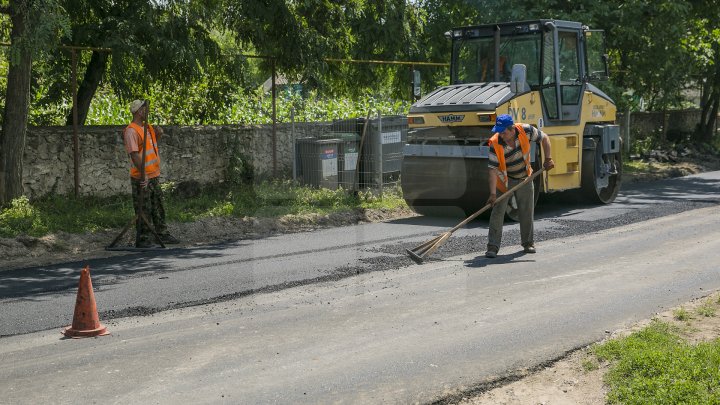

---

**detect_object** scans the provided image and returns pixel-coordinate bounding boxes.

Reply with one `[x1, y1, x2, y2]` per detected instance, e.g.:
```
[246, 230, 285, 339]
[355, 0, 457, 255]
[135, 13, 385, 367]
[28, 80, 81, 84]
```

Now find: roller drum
[401, 156, 490, 217]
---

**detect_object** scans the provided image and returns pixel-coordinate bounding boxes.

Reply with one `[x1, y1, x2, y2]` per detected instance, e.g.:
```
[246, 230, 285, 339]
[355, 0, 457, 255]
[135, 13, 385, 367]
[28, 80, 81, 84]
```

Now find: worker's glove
[543, 157, 555, 171]
[486, 193, 497, 206]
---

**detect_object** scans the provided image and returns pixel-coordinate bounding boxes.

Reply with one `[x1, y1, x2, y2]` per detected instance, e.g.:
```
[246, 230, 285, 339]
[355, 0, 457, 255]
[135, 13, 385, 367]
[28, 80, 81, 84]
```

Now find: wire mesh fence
[291, 112, 408, 195]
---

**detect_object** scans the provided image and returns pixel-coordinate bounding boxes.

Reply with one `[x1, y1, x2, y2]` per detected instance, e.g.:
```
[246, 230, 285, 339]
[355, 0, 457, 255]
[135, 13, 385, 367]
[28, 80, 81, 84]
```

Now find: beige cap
[130, 99, 145, 114]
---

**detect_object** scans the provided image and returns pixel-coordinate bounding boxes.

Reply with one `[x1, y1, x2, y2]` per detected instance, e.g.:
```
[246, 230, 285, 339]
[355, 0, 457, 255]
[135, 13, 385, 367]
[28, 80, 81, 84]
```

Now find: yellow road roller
[402, 20, 621, 218]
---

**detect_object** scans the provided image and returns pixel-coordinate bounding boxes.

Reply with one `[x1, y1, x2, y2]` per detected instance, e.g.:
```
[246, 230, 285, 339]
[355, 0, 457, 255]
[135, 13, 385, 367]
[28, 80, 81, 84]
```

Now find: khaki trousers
[487, 177, 535, 249]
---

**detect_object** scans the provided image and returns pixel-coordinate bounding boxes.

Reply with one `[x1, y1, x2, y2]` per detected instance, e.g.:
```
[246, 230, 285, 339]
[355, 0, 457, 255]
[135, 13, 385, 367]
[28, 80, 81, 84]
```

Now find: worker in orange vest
[122, 99, 179, 248]
[485, 114, 554, 258]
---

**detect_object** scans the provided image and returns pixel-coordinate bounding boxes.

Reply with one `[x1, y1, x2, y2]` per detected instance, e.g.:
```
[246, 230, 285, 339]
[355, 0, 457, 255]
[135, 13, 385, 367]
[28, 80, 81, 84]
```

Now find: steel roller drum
[401, 155, 490, 217]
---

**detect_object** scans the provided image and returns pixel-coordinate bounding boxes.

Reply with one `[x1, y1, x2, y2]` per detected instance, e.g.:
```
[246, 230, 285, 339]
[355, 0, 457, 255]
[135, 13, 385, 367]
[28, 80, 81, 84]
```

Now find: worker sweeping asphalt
[485, 114, 554, 258]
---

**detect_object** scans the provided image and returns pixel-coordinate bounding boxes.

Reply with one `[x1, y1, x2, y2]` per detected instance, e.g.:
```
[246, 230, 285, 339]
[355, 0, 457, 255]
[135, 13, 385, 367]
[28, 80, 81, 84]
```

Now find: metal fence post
[377, 110, 383, 199]
[291, 107, 297, 181]
[71, 49, 80, 197]
[625, 108, 631, 154]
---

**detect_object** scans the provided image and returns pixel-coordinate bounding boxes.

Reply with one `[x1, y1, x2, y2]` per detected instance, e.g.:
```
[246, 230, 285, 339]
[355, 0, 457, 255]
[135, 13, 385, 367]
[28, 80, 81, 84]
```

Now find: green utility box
[296, 137, 340, 190]
[322, 132, 360, 189]
[330, 116, 408, 188]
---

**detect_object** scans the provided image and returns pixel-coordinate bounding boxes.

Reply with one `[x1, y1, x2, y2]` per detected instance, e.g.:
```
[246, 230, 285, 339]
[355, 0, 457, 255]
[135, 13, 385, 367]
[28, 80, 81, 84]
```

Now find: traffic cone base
[62, 266, 110, 338]
[63, 324, 109, 338]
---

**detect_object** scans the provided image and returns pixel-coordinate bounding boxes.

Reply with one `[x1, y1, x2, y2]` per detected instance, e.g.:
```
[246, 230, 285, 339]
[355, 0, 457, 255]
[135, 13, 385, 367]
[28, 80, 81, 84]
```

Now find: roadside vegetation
[32, 88, 412, 127]
[2, 134, 718, 239]
[0, 181, 406, 238]
[592, 296, 720, 404]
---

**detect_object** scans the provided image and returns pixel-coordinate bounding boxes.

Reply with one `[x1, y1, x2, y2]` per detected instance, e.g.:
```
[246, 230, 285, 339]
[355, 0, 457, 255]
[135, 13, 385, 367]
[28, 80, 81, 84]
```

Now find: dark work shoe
[485, 245, 499, 258]
[160, 234, 180, 244]
[523, 244, 536, 254]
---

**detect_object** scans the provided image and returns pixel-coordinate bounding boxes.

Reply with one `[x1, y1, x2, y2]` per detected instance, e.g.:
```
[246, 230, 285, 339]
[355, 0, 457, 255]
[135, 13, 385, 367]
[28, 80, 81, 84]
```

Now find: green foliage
[629, 136, 661, 157]
[696, 300, 717, 318]
[0, 182, 407, 238]
[623, 160, 652, 175]
[673, 307, 690, 321]
[30, 83, 412, 125]
[0, 196, 48, 237]
[166, 180, 406, 221]
[0, 194, 133, 236]
[581, 358, 599, 372]
[3, 0, 70, 64]
[594, 321, 720, 404]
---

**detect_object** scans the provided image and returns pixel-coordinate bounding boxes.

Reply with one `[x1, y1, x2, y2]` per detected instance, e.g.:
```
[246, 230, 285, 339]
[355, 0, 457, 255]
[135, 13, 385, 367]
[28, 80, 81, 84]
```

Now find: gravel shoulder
[456, 290, 720, 405]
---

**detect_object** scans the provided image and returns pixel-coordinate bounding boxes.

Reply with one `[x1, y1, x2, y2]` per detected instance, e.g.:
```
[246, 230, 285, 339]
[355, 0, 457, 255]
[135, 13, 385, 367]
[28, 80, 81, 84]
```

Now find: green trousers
[487, 177, 535, 250]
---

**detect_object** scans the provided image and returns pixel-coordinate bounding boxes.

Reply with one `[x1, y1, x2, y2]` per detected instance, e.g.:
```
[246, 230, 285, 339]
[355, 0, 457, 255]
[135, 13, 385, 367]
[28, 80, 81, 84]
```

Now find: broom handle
[446, 168, 544, 235]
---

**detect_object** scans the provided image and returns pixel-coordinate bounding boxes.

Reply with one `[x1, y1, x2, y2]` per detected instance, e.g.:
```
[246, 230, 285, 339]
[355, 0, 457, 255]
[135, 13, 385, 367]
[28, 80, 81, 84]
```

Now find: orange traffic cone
[62, 266, 110, 338]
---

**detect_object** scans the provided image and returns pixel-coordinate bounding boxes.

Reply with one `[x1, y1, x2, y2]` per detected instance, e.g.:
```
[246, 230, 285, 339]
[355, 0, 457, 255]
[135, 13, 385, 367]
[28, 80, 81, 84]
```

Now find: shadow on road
[463, 251, 532, 268]
[0, 241, 253, 300]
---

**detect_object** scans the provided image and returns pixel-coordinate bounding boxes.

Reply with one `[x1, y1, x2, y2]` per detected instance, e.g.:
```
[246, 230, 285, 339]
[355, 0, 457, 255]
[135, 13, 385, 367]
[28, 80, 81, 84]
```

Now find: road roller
[402, 20, 622, 218]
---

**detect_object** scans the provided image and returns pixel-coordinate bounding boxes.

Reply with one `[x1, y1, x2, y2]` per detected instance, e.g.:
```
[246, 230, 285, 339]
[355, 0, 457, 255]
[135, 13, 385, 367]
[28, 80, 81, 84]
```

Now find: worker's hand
[141, 175, 149, 188]
[486, 193, 497, 206]
[543, 157, 555, 171]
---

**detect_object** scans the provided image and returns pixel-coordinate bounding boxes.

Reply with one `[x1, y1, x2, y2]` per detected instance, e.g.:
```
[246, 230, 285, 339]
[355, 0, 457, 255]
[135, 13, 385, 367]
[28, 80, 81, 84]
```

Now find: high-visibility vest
[488, 124, 532, 193]
[126, 122, 161, 179]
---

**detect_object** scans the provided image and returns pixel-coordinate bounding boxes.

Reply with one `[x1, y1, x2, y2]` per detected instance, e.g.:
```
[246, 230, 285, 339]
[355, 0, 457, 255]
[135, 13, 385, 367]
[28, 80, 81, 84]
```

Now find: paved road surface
[1, 172, 719, 403]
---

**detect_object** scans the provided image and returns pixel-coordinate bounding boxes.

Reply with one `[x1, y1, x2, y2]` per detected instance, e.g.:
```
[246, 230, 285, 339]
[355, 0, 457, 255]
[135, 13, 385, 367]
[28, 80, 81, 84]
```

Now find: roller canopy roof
[410, 83, 516, 113]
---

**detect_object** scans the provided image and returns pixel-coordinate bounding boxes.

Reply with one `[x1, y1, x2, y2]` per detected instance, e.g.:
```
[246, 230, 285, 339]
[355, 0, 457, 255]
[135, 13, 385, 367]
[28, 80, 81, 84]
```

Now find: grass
[696, 300, 717, 317]
[581, 358, 599, 372]
[594, 320, 720, 404]
[673, 306, 690, 321]
[622, 159, 654, 174]
[0, 181, 407, 238]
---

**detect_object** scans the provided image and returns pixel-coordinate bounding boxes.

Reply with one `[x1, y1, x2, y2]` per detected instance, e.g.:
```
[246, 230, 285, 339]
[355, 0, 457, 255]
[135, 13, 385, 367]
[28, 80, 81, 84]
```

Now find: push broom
[406, 168, 544, 264]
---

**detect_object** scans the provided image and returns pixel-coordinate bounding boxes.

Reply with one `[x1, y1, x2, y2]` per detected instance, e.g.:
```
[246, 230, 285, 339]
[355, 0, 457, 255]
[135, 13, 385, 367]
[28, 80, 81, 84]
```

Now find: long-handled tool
[107, 100, 166, 251]
[406, 168, 545, 264]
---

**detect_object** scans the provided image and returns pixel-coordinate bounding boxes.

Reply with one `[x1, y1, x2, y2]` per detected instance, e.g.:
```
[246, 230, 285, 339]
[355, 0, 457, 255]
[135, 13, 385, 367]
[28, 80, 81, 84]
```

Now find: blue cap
[491, 114, 514, 133]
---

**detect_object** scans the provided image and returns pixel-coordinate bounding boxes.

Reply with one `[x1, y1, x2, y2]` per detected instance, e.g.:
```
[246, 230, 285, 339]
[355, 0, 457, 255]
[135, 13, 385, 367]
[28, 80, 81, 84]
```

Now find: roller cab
[402, 20, 622, 218]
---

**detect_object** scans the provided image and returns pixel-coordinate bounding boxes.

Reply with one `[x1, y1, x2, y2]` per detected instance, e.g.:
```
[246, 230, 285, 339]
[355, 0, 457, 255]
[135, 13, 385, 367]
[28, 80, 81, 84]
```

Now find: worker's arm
[487, 168, 498, 206]
[124, 126, 149, 187]
[128, 152, 149, 187]
[540, 132, 554, 171]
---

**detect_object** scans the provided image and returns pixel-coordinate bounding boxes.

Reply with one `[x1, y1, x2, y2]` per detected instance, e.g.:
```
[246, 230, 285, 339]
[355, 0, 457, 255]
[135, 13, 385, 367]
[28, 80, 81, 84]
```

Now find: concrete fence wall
[23, 122, 329, 199]
[617, 109, 717, 140]
[21, 110, 718, 199]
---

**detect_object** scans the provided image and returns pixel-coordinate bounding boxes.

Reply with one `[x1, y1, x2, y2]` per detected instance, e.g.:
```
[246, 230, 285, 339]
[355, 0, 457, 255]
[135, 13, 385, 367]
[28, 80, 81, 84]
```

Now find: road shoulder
[457, 289, 720, 405]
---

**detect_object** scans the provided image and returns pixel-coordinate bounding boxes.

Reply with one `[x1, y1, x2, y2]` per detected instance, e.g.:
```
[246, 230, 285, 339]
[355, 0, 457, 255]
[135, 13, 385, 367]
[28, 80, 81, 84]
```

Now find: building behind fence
[21, 109, 718, 199]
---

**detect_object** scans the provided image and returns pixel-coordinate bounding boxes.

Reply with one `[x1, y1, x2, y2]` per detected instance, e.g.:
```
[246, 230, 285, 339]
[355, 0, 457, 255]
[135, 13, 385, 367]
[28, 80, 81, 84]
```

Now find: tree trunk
[698, 90, 719, 142]
[697, 44, 720, 143]
[65, 50, 108, 126]
[0, 0, 32, 205]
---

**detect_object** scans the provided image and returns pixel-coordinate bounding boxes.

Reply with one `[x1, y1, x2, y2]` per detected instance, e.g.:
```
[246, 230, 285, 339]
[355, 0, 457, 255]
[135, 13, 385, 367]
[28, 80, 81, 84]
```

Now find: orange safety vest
[126, 122, 161, 179]
[488, 124, 532, 193]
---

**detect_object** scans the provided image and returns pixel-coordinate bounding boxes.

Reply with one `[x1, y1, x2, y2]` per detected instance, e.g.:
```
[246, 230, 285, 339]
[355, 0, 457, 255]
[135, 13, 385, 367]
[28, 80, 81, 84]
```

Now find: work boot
[160, 234, 180, 244]
[485, 245, 499, 258]
[523, 243, 536, 254]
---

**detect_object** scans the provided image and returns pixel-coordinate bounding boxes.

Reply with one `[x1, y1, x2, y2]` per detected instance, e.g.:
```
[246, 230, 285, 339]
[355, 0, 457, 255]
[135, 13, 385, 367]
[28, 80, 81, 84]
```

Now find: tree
[685, 2, 720, 142]
[0, 0, 68, 205]
[46, 0, 223, 126]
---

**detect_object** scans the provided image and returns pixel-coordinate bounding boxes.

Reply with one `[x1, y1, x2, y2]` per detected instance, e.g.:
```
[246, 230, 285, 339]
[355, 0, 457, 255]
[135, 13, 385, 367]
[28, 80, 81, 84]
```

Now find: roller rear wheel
[581, 138, 622, 204]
